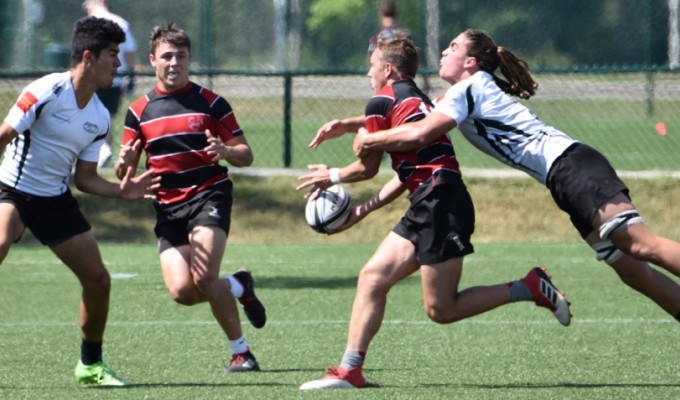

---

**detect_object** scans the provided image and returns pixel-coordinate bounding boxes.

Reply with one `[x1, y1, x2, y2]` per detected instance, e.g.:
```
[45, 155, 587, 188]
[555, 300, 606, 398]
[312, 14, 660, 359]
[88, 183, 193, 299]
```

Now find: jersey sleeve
[363, 95, 393, 133]
[121, 98, 146, 146]
[433, 80, 473, 125]
[4, 77, 55, 134]
[212, 97, 243, 141]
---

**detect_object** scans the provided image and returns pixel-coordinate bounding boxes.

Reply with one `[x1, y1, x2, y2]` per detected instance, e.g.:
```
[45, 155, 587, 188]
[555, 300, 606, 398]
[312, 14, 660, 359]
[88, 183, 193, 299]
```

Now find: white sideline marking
[0, 318, 674, 328]
[111, 273, 138, 279]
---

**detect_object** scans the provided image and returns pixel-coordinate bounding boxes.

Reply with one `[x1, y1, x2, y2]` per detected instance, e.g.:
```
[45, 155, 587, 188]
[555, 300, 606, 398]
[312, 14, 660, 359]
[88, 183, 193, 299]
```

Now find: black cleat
[232, 269, 267, 328]
[224, 351, 260, 373]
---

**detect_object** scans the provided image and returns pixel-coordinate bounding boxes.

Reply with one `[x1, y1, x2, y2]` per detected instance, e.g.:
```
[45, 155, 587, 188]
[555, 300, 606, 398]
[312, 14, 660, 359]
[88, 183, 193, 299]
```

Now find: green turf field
[1, 242, 678, 399]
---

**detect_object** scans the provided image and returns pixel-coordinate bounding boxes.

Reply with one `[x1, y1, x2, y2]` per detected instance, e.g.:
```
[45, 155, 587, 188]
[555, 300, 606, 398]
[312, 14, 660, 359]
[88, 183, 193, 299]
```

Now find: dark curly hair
[71, 16, 126, 66]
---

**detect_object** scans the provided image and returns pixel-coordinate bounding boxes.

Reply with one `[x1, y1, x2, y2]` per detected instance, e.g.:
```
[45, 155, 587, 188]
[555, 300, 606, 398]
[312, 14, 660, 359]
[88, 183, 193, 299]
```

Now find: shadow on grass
[85, 382, 290, 390]
[253, 276, 359, 290]
[420, 382, 680, 389]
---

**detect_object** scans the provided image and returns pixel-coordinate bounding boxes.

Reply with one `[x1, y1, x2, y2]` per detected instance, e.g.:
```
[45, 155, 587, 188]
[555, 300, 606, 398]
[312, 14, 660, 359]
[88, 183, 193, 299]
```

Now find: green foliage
[1, 0, 671, 71]
[307, 0, 367, 32]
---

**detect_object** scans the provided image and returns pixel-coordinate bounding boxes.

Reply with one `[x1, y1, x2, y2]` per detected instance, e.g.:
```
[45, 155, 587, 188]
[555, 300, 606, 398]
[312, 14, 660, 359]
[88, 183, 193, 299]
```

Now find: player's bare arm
[205, 129, 254, 167]
[309, 115, 365, 149]
[296, 150, 382, 195]
[74, 159, 158, 200]
[114, 138, 143, 180]
[353, 112, 457, 157]
[0, 122, 18, 154]
[337, 174, 407, 233]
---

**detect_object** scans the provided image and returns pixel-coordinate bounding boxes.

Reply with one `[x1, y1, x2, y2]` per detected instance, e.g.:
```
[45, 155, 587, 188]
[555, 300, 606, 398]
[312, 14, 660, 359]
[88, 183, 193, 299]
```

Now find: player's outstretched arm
[74, 160, 158, 200]
[353, 112, 457, 157]
[333, 174, 406, 233]
[309, 115, 365, 149]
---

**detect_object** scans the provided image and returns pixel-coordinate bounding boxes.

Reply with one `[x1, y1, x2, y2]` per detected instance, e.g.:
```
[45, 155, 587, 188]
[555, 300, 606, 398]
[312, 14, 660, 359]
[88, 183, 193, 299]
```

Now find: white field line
[0, 318, 674, 328]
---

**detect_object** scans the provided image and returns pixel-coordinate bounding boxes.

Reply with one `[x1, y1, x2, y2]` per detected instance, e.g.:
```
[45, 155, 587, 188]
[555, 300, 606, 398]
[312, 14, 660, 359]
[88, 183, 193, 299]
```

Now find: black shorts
[96, 86, 122, 116]
[393, 178, 475, 265]
[547, 143, 630, 238]
[0, 183, 90, 246]
[154, 181, 233, 248]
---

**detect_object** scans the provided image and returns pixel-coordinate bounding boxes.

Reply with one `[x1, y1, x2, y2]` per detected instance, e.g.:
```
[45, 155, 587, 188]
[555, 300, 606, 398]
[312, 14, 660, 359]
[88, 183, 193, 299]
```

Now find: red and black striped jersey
[364, 79, 460, 192]
[122, 82, 244, 204]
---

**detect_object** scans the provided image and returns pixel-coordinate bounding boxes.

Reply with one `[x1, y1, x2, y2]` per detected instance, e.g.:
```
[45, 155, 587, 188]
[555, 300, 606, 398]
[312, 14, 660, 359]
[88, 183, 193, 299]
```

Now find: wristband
[329, 168, 341, 184]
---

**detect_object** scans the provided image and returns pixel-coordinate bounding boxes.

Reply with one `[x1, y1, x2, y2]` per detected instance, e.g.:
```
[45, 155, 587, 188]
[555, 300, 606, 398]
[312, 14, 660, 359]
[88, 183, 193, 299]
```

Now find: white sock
[225, 275, 244, 298]
[229, 335, 249, 355]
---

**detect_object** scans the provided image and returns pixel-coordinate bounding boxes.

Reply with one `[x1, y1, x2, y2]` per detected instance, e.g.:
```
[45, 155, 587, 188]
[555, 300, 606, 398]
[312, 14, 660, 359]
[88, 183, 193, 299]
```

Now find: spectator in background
[114, 23, 265, 373]
[367, 1, 412, 54]
[0, 16, 156, 386]
[82, 0, 137, 169]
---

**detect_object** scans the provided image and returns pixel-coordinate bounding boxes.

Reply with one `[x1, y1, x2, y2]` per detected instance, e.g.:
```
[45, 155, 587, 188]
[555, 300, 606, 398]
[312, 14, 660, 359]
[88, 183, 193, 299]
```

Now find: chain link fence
[0, 0, 679, 172]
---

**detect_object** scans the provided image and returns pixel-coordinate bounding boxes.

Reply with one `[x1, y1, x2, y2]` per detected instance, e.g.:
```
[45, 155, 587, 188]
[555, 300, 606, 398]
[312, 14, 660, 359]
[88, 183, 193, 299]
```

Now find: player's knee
[81, 269, 111, 294]
[193, 272, 219, 295]
[625, 240, 659, 263]
[0, 242, 11, 263]
[168, 286, 199, 306]
[357, 265, 391, 296]
[424, 302, 459, 324]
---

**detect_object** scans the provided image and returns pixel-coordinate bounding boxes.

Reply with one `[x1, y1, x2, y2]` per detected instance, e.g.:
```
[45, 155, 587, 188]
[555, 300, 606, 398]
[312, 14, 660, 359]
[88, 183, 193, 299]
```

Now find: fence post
[283, 73, 292, 167]
[645, 71, 655, 117]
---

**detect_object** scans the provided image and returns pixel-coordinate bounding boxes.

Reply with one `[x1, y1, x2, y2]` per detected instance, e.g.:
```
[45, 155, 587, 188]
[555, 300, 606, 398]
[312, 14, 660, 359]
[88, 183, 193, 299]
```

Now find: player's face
[92, 43, 121, 90]
[367, 48, 390, 92]
[439, 32, 474, 84]
[150, 42, 190, 92]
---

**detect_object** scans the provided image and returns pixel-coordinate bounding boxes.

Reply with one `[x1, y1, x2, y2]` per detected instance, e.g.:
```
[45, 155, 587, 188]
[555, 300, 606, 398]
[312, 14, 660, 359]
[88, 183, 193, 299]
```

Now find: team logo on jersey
[208, 206, 221, 219]
[188, 116, 204, 131]
[52, 84, 63, 95]
[16, 92, 38, 113]
[83, 122, 99, 134]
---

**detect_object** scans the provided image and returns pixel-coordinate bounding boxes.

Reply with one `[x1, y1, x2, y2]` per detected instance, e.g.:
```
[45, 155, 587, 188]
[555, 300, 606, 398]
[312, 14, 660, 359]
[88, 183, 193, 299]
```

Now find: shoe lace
[229, 353, 250, 366]
[95, 364, 122, 383]
[323, 366, 342, 377]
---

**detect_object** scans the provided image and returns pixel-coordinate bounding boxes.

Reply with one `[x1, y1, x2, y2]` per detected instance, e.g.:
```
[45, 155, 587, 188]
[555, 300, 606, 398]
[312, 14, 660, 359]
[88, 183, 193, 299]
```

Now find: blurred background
[0, 0, 679, 172]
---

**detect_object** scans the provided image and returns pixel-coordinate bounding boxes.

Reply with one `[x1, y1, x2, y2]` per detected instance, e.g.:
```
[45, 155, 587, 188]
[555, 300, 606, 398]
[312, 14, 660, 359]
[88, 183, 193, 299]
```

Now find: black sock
[81, 339, 103, 365]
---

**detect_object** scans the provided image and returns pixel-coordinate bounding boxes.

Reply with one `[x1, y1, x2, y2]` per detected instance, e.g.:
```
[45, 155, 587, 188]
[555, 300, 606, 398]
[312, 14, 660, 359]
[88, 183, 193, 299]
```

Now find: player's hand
[119, 167, 159, 200]
[296, 164, 333, 197]
[309, 119, 348, 149]
[204, 129, 229, 162]
[117, 138, 142, 168]
[353, 127, 370, 157]
[327, 205, 363, 234]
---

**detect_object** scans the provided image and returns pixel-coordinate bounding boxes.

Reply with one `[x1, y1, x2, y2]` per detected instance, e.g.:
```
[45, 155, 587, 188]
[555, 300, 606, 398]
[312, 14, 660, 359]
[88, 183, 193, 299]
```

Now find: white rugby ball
[305, 185, 351, 233]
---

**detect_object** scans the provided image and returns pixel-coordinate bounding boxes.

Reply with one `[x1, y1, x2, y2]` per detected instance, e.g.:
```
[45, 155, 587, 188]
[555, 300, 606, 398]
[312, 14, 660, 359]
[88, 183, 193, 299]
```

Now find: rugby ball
[305, 185, 351, 233]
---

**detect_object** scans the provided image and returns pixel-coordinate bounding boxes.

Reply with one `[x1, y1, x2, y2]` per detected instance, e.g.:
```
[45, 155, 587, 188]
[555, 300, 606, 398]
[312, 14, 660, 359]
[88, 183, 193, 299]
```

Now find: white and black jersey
[1, 72, 109, 196]
[434, 71, 577, 185]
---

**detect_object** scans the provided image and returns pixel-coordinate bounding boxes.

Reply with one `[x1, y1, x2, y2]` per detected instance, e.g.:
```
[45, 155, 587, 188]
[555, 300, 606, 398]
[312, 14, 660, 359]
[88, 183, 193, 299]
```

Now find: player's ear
[384, 62, 395, 77]
[464, 56, 477, 68]
[82, 49, 95, 65]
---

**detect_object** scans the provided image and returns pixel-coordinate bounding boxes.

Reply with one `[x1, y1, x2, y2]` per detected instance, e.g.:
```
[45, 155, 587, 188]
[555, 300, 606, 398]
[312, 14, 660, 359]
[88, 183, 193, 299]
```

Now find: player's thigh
[50, 230, 107, 281]
[188, 225, 227, 277]
[0, 202, 24, 247]
[361, 231, 420, 288]
[419, 257, 464, 308]
[160, 244, 195, 292]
